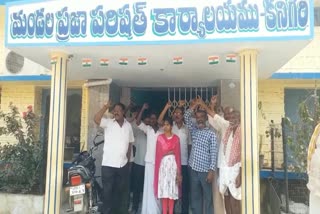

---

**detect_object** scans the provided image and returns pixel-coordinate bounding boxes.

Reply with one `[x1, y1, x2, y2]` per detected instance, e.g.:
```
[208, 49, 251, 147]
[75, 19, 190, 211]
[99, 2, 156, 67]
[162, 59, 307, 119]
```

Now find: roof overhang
[4, 0, 315, 87]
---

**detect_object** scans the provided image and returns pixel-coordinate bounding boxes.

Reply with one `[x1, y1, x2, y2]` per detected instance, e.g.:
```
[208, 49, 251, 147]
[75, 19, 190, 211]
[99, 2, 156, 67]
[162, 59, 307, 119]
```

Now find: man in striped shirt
[183, 98, 218, 214]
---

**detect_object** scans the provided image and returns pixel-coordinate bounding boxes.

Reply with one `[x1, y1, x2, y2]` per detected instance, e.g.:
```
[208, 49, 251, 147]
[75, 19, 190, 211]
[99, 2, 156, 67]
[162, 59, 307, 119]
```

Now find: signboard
[5, 0, 313, 47]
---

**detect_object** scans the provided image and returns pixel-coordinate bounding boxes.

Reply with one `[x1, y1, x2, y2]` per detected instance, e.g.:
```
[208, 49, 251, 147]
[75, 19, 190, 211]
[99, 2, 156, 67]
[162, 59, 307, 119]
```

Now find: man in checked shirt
[182, 98, 218, 214]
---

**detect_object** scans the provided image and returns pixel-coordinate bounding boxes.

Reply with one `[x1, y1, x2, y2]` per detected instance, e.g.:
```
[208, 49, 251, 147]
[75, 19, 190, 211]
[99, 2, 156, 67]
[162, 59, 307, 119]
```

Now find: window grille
[167, 87, 216, 115]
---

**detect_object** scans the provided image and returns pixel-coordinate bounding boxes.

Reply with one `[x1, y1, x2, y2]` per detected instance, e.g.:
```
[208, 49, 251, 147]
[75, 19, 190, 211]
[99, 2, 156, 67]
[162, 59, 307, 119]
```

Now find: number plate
[70, 184, 85, 196]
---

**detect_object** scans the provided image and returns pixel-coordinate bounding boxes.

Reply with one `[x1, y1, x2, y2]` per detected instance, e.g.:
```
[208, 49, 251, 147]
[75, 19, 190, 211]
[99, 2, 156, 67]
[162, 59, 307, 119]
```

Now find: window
[41, 89, 82, 153]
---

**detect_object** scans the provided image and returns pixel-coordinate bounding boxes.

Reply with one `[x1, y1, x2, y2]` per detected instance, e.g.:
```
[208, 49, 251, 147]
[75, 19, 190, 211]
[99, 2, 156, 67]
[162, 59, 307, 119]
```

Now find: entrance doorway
[130, 87, 218, 115]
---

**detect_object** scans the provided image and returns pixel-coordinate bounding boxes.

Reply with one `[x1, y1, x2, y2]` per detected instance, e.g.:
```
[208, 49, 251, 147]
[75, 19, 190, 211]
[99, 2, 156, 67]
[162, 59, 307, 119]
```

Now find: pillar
[43, 52, 69, 214]
[86, 81, 112, 185]
[239, 49, 260, 214]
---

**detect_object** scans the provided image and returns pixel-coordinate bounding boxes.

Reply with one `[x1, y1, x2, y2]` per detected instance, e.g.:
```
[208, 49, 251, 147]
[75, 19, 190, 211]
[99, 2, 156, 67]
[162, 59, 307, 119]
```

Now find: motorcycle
[65, 134, 104, 213]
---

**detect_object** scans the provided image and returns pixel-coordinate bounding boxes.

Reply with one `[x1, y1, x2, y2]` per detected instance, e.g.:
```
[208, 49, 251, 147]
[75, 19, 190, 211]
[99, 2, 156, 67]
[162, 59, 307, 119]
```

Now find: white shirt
[100, 118, 134, 168]
[172, 123, 191, 165]
[131, 120, 147, 166]
[138, 122, 163, 164]
[208, 114, 229, 168]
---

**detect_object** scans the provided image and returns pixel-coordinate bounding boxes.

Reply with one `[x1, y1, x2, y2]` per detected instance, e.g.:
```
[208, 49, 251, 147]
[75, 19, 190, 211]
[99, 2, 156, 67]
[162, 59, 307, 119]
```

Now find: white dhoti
[219, 162, 241, 200]
[213, 172, 226, 214]
[141, 162, 161, 214]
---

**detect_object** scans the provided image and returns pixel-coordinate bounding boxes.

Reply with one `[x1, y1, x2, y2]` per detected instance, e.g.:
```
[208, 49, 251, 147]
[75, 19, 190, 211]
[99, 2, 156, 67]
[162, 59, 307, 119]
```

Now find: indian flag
[173, 56, 183, 65]
[208, 56, 219, 65]
[226, 54, 237, 63]
[82, 59, 92, 67]
[119, 57, 128, 65]
[100, 58, 109, 66]
[50, 56, 57, 65]
[137, 57, 147, 65]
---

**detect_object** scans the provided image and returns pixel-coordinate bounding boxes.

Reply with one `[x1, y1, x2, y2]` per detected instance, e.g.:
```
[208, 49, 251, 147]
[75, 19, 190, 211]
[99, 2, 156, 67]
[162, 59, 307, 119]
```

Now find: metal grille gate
[167, 87, 217, 115]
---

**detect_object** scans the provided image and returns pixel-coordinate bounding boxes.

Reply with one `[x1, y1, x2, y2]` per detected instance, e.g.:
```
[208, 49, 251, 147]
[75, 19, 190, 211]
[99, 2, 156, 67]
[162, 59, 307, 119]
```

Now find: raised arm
[136, 103, 148, 126]
[158, 101, 171, 125]
[183, 99, 198, 130]
[198, 96, 229, 133]
[94, 100, 111, 125]
[198, 95, 217, 118]
[124, 103, 131, 115]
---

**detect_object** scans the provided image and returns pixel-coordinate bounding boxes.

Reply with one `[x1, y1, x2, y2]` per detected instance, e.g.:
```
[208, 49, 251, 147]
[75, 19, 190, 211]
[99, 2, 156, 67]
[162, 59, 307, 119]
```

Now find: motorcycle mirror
[93, 130, 104, 146]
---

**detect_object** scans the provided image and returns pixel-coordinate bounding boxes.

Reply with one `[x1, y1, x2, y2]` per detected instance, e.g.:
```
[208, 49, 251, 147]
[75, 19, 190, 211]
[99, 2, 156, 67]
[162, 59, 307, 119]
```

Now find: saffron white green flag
[119, 58, 128, 65]
[100, 58, 109, 66]
[208, 56, 219, 65]
[226, 54, 237, 63]
[82, 58, 92, 67]
[173, 57, 183, 65]
[137, 57, 147, 65]
[50, 56, 57, 65]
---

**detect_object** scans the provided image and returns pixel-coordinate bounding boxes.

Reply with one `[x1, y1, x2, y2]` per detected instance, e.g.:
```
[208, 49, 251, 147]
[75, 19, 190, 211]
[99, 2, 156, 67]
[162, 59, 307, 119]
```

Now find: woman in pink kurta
[154, 117, 182, 214]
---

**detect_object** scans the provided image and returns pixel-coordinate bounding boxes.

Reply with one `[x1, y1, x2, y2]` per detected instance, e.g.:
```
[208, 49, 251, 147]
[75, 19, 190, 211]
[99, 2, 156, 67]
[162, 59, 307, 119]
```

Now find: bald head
[230, 110, 241, 127]
[223, 106, 234, 121]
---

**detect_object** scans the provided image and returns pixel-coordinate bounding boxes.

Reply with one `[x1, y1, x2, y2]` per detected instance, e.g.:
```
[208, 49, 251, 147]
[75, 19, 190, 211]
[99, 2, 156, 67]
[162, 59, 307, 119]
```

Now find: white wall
[0, 194, 43, 214]
[276, 27, 320, 73]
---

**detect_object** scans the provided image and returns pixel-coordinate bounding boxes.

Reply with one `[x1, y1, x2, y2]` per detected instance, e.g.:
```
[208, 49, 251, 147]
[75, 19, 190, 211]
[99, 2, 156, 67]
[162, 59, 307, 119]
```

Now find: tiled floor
[60, 198, 142, 214]
[60, 195, 185, 214]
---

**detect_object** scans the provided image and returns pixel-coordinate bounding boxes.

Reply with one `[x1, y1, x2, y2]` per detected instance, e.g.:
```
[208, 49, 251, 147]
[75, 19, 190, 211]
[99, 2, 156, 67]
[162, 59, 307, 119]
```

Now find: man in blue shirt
[183, 98, 218, 214]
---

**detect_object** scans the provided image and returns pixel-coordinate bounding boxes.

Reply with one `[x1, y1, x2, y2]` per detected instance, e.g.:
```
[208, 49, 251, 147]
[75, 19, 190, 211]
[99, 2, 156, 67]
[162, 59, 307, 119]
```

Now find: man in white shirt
[94, 101, 134, 214]
[137, 103, 162, 214]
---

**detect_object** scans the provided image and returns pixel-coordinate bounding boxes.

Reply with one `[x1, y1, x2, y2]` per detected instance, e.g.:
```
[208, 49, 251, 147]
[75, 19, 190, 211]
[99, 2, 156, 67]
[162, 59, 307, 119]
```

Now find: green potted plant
[0, 104, 44, 194]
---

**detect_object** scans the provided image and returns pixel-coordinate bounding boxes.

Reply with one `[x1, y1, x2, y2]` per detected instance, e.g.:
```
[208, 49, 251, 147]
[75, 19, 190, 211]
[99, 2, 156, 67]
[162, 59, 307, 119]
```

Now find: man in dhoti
[200, 96, 241, 214]
[307, 123, 320, 214]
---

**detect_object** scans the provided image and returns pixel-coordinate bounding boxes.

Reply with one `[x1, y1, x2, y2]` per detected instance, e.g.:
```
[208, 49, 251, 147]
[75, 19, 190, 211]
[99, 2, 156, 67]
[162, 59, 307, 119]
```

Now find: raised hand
[158, 101, 172, 125]
[142, 103, 149, 110]
[210, 95, 218, 106]
[104, 100, 112, 109]
[178, 100, 186, 107]
[165, 101, 172, 109]
[95, 100, 112, 125]
[197, 98, 207, 108]
[190, 98, 199, 109]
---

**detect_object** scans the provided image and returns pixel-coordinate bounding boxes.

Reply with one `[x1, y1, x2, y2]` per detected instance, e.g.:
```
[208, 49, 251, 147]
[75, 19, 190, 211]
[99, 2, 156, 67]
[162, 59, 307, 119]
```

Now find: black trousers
[181, 165, 190, 214]
[101, 163, 129, 214]
[131, 163, 145, 211]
